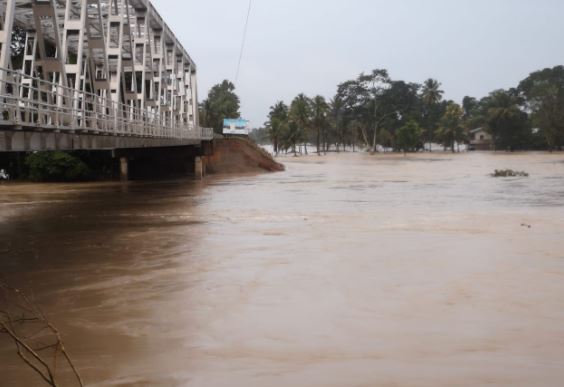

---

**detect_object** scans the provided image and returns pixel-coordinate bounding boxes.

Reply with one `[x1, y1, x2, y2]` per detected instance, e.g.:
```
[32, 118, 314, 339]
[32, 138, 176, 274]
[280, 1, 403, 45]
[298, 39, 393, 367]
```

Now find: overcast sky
[153, 0, 564, 127]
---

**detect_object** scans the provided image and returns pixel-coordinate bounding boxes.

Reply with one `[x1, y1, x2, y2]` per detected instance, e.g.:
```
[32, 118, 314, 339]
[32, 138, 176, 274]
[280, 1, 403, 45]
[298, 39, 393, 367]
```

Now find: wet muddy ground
[1, 152, 564, 386]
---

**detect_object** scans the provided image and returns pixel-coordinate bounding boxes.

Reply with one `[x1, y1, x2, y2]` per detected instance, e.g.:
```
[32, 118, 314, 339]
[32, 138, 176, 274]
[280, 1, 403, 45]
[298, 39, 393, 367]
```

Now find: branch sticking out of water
[0, 280, 84, 387]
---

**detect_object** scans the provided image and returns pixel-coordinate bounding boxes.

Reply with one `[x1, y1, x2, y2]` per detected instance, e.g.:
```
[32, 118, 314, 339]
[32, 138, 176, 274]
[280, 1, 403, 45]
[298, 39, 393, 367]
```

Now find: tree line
[246, 66, 564, 154]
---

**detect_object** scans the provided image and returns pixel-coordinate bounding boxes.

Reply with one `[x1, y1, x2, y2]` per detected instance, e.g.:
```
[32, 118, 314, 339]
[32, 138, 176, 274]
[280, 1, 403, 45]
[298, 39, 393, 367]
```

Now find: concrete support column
[194, 156, 203, 180]
[202, 156, 207, 176]
[119, 156, 129, 181]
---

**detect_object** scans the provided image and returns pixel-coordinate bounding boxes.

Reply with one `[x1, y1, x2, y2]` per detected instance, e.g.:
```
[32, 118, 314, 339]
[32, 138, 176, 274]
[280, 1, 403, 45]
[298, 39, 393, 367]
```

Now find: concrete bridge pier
[119, 157, 129, 181]
[113, 144, 211, 181]
[194, 140, 214, 180]
[194, 157, 203, 180]
[194, 155, 209, 180]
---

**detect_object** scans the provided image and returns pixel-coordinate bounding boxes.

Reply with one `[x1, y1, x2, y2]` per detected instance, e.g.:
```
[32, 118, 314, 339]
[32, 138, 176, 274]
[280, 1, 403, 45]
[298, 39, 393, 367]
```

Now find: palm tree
[311, 95, 329, 155]
[289, 93, 311, 155]
[421, 78, 444, 151]
[329, 96, 344, 152]
[486, 90, 528, 151]
[421, 79, 443, 105]
[267, 101, 288, 155]
[347, 120, 363, 152]
[436, 102, 464, 152]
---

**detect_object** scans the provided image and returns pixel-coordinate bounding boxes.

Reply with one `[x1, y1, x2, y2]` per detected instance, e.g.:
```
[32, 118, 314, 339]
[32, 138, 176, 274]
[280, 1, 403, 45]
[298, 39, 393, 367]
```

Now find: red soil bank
[206, 137, 285, 174]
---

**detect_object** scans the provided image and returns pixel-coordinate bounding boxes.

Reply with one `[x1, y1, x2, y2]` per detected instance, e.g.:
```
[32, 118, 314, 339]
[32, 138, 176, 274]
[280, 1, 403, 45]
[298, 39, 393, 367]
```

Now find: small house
[469, 128, 493, 151]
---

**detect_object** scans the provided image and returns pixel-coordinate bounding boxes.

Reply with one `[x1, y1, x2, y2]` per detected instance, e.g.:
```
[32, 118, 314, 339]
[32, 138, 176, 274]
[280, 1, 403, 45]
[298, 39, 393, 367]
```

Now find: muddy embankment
[206, 137, 284, 174]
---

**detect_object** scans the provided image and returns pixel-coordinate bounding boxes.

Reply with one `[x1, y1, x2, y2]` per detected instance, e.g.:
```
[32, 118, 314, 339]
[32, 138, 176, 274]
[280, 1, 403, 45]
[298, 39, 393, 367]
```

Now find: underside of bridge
[0, 0, 213, 152]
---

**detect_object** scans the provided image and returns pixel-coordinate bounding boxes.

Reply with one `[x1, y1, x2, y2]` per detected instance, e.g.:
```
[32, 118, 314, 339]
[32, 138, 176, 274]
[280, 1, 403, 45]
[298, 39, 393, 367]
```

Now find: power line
[235, 0, 252, 87]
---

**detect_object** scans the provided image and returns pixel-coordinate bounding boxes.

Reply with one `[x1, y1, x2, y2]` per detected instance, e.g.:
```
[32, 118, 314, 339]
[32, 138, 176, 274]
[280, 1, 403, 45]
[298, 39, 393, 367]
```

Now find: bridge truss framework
[0, 0, 212, 151]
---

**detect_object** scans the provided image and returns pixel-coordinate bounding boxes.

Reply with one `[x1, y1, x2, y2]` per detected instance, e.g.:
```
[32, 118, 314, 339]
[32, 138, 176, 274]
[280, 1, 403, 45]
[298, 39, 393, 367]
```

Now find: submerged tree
[436, 102, 465, 152]
[358, 69, 393, 152]
[311, 95, 329, 155]
[261, 64, 564, 154]
[485, 90, 530, 151]
[333, 79, 367, 150]
[289, 93, 312, 155]
[266, 101, 288, 155]
[420, 78, 444, 150]
[518, 66, 564, 150]
[396, 120, 423, 154]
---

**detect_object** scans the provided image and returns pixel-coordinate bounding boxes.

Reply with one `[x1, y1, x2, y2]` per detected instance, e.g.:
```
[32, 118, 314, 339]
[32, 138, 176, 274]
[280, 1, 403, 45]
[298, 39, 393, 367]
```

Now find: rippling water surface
[1, 152, 564, 386]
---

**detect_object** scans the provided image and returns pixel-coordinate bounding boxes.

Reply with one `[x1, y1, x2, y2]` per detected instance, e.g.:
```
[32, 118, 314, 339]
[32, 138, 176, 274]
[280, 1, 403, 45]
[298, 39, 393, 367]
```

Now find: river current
[1, 152, 564, 386]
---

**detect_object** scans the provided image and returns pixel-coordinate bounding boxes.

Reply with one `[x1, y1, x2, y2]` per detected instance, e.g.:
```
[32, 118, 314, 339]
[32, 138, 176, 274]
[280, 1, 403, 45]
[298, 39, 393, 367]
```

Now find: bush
[396, 120, 423, 153]
[25, 151, 91, 182]
[492, 169, 529, 177]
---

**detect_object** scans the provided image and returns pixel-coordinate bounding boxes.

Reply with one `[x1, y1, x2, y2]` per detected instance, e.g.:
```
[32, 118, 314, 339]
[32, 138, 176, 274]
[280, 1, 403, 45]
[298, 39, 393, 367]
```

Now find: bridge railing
[0, 67, 212, 141]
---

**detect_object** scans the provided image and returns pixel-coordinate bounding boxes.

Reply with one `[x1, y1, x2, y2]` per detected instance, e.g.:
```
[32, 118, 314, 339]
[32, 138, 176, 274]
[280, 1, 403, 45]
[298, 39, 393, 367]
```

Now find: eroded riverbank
[1, 152, 564, 386]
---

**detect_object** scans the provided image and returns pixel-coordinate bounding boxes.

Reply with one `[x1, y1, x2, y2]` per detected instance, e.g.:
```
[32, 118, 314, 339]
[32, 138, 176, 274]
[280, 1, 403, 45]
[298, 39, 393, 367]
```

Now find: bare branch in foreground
[0, 280, 84, 387]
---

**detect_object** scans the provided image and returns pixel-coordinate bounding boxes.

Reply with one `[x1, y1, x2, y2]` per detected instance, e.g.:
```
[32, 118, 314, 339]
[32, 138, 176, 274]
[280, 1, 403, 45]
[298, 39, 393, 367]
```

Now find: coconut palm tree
[311, 95, 329, 155]
[421, 79, 443, 106]
[421, 78, 444, 151]
[329, 96, 345, 152]
[289, 93, 312, 155]
[436, 102, 465, 152]
[267, 101, 288, 155]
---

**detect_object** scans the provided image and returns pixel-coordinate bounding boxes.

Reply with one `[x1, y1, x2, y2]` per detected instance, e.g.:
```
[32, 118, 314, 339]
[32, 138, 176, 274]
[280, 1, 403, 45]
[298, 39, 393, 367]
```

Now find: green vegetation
[19, 151, 114, 182]
[492, 169, 529, 177]
[288, 94, 312, 155]
[421, 78, 444, 149]
[199, 80, 241, 134]
[485, 91, 530, 151]
[396, 120, 422, 153]
[25, 152, 91, 182]
[518, 67, 564, 150]
[436, 102, 465, 152]
[311, 96, 330, 155]
[266, 101, 288, 153]
[259, 66, 564, 154]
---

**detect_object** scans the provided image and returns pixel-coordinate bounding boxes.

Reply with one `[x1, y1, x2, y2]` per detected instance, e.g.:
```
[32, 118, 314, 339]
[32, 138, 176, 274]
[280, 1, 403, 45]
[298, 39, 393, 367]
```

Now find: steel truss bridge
[0, 0, 213, 152]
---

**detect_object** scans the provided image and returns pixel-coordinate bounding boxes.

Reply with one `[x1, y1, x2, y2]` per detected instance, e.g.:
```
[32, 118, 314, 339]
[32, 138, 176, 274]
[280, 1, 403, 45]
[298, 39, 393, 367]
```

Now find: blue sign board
[223, 118, 249, 135]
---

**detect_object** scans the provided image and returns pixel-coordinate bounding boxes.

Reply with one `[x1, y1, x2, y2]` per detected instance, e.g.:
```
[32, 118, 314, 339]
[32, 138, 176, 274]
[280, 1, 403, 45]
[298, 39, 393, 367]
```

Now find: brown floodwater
[1, 152, 564, 386]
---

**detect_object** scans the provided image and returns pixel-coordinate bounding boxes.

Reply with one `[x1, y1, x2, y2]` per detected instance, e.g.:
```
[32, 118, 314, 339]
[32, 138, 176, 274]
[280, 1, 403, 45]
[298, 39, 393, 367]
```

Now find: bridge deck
[0, 0, 212, 151]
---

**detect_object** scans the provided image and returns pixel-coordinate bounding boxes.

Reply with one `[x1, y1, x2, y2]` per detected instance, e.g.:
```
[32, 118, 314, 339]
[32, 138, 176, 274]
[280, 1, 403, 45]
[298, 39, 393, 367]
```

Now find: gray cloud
[154, 0, 564, 127]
